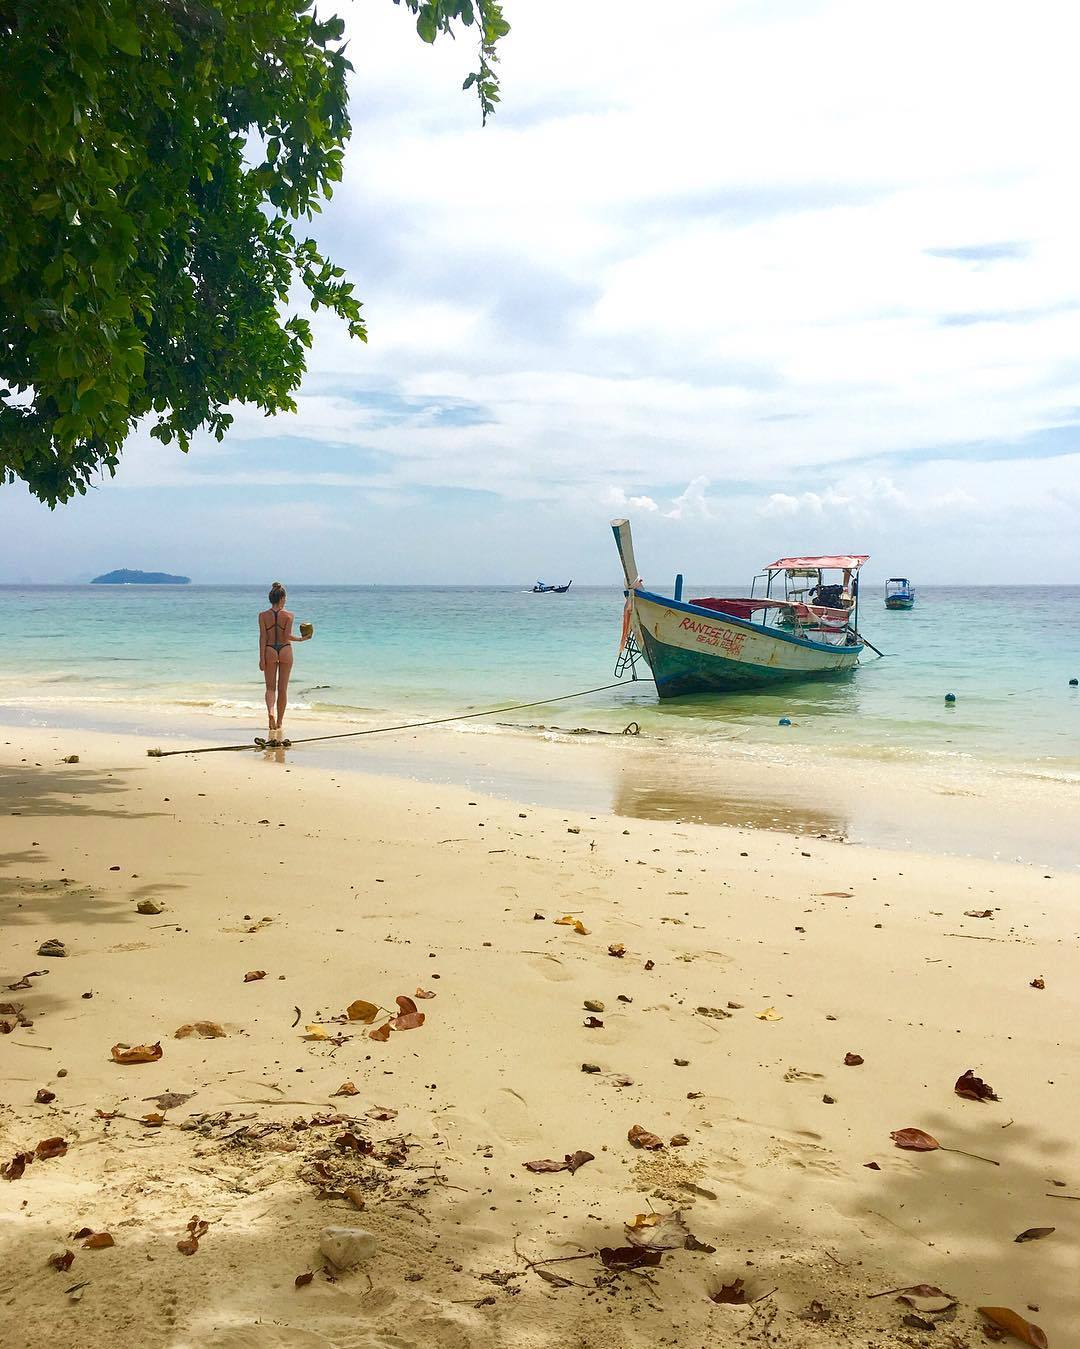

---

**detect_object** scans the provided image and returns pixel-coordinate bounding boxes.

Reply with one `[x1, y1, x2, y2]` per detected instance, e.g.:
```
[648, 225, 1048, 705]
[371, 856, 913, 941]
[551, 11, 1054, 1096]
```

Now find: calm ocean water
[3, 584, 1079, 776]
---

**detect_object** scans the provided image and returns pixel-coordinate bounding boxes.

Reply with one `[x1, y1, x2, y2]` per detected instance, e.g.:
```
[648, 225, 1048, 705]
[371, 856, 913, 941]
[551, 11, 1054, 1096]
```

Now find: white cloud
[9, 0, 1080, 582]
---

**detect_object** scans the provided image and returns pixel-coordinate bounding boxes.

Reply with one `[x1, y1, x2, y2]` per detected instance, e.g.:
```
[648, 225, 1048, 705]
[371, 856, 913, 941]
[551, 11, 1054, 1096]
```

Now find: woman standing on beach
[259, 582, 310, 745]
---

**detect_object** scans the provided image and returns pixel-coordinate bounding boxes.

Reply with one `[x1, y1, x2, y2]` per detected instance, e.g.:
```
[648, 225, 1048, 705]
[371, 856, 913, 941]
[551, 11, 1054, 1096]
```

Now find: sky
[3, 0, 1080, 584]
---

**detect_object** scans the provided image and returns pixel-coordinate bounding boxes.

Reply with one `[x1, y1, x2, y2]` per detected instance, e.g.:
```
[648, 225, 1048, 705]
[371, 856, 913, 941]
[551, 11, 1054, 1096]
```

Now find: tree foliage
[0, 0, 508, 505]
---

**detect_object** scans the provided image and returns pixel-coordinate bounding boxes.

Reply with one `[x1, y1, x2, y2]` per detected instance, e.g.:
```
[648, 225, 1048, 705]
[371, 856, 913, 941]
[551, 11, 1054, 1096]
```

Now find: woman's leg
[263, 652, 278, 737]
[276, 649, 294, 736]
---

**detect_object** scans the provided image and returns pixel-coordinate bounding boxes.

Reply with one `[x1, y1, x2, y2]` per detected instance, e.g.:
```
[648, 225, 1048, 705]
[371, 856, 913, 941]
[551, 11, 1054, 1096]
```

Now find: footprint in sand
[524, 952, 576, 982]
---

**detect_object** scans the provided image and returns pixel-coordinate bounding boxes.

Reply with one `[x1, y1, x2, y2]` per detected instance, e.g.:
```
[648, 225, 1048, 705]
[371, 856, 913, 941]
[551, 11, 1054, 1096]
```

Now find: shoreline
[1, 717, 1077, 1348]
[2, 704, 1078, 872]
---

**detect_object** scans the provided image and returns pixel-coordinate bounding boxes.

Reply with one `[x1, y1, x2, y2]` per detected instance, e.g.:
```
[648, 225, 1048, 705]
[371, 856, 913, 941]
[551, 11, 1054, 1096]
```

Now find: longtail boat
[884, 577, 916, 609]
[611, 518, 868, 699]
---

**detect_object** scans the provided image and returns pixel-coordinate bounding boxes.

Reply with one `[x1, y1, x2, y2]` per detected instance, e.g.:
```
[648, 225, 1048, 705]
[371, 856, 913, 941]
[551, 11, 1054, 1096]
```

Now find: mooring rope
[147, 679, 637, 758]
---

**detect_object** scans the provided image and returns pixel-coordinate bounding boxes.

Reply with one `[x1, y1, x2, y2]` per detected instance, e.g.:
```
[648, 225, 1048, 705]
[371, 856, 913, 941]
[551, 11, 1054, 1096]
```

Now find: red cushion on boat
[689, 598, 762, 619]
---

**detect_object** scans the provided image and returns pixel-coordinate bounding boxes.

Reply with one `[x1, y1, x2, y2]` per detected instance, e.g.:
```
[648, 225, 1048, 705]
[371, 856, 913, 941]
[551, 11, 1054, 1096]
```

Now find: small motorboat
[611, 518, 868, 698]
[533, 580, 572, 593]
[884, 577, 916, 609]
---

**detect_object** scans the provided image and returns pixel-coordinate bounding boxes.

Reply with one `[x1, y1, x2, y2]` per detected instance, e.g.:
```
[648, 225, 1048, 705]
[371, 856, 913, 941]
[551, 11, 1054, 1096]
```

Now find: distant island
[91, 569, 191, 585]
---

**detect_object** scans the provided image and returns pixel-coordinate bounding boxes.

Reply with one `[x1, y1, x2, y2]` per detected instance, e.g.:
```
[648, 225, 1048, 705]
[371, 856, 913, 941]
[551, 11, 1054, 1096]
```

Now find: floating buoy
[778, 717, 792, 726]
[944, 693, 956, 703]
[1070, 678, 1079, 687]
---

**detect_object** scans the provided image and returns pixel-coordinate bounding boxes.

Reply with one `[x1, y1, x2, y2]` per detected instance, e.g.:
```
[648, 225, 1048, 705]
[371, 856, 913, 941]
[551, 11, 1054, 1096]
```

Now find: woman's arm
[257, 617, 265, 670]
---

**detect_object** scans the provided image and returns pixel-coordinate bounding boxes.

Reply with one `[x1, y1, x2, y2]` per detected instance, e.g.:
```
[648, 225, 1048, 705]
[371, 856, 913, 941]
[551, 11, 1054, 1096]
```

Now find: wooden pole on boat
[610, 518, 640, 588]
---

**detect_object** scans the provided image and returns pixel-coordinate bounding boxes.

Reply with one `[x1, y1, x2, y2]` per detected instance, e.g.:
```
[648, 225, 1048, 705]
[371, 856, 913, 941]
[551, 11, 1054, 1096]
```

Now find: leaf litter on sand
[624, 1211, 689, 1250]
[978, 1307, 1048, 1348]
[554, 915, 589, 935]
[628, 1123, 664, 1150]
[145, 1091, 194, 1112]
[332, 1081, 360, 1097]
[35, 1136, 68, 1160]
[174, 1022, 226, 1039]
[889, 1127, 999, 1165]
[1014, 1227, 1054, 1242]
[177, 1215, 209, 1256]
[955, 1068, 1000, 1101]
[710, 1278, 749, 1305]
[599, 1246, 661, 1270]
[522, 1151, 594, 1175]
[111, 1041, 163, 1063]
[893, 1285, 957, 1314]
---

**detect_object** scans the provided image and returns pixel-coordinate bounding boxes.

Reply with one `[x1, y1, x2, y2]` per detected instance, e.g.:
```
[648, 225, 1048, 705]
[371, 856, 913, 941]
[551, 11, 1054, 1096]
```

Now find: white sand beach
[1, 721, 1076, 1348]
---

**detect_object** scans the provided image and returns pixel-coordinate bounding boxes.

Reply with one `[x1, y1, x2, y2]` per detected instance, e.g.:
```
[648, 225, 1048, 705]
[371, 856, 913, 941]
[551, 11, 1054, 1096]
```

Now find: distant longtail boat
[611, 518, 868, 699]
[884, 577, 916, 609]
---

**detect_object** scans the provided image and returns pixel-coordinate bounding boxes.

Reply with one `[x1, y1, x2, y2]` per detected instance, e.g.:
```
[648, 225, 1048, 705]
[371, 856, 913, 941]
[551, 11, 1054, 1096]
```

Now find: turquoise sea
[3, 583, 1079, 777]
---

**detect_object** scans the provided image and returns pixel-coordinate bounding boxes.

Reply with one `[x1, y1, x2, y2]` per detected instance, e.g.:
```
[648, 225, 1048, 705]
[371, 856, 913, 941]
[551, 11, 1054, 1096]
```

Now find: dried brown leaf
[48, 1250, 75, 1272]
[977, 1307, 1048, 1348]
[414, 988, 436, 999]
[83, 1232, 114, 1249]
[897, 1285, 957, 1313]
[141, 1112, 165, 1128]
[295, 1270, 314, 1287]
[390, 1010, 425, 1031]
[332, 1081, 359, 1097]
[368, 1023, 391, 1041]
[111, 1041, 163, 1064]
[243, 970, 266, 982]
[710, 1278, 749, 1305]
[1030, 977, 1045, 990]
[554, 915, 589, 935]
[1014, 1227, 1054, 1243]
[536, 1267, 573, 1287]
[145, 1091, 194, 1112]
[955, 1068, 1000, 1102]
[628, 1123, 664, 1150]
[670, 1133, 690, 1147]
[2, 1152, 32, 1181]
[608, 943, 626, 958]
[965, 909, 994, 919]
[844, 1052, 864, 1066]
[890, 1127, 940, 1151]
[174, 1022, 225, 1039]
[583, 1016, 604, 1028]
[523, 1158, 570, 1173]
[177, 1235, 199, 1256]
[625, 1210, 689, 1250]
[365, 1105, 398, 1121]
[599, 1245, 662, 1269]
[35, 1136, 68, 1160]
[684, 1233, 716, 1253]
[346, 999, 379, 1023]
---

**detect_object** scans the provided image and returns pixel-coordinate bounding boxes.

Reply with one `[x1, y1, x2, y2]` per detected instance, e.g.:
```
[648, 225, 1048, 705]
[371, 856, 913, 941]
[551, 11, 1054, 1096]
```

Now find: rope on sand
[146, 680, 637, 758]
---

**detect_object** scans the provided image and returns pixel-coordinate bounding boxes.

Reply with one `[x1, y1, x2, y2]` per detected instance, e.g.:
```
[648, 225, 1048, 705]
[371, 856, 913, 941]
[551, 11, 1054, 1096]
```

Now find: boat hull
[630, 590, 861, 699]
[884, 597, 915, 610]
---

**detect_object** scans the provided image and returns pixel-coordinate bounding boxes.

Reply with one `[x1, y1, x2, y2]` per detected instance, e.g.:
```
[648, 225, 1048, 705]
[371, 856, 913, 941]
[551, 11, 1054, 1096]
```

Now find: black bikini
[263, 608, 287, 654]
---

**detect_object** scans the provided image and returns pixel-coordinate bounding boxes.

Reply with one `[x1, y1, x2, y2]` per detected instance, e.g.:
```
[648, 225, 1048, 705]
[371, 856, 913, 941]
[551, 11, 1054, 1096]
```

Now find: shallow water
[3, 583, 1079, 776]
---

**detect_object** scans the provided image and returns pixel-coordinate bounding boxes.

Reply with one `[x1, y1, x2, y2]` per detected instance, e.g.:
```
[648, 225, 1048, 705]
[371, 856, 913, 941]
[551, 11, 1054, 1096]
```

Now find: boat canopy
[766, 555, 869, 571]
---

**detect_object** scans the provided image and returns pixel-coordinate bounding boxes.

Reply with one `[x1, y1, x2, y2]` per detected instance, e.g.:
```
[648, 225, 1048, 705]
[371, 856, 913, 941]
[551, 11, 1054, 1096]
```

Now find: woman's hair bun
[268, 581, 286, 603]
